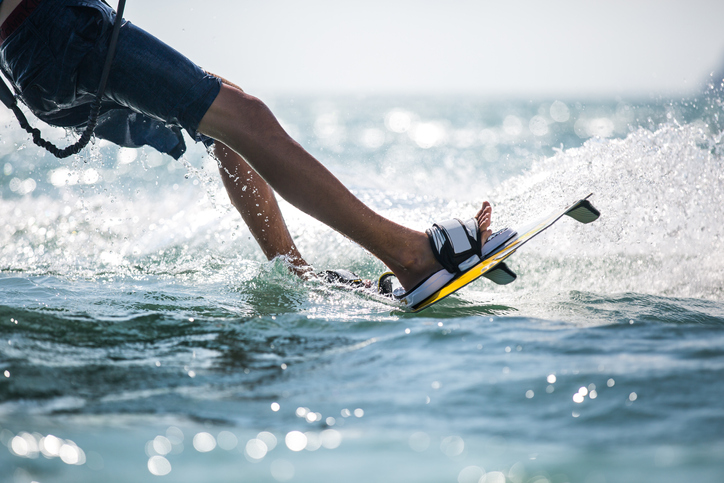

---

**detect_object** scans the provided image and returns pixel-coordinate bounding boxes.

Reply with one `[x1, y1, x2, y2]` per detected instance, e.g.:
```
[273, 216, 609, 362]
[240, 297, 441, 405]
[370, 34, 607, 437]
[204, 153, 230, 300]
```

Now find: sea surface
[1, 88, 723, 483]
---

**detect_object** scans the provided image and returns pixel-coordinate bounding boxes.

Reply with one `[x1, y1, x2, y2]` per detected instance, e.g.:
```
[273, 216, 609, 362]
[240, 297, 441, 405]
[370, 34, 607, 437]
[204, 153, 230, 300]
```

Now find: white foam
[487, 123, 724, 299]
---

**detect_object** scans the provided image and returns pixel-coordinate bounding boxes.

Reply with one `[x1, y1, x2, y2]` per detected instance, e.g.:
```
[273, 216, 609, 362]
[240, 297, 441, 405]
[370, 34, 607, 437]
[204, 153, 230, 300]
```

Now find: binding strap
[322, 269, 365, 289]
[426, 218, 482, 274]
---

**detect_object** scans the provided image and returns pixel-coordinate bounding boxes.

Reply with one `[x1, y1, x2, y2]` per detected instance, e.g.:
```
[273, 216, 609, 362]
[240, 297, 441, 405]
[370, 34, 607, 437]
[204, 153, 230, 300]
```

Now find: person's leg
[31, 5, 490, 290]
[213, 140, 311, 276]
[198, 84, 493, 291]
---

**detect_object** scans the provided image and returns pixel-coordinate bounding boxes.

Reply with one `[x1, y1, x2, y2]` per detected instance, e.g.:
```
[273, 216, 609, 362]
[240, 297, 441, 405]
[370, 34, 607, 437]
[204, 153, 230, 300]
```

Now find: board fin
[564, 199, 600, 224]
[482, 262, 517, 285]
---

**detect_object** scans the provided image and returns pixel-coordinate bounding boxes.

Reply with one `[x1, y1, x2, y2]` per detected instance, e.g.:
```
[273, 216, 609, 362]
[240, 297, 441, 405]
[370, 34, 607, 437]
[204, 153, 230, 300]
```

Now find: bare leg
[214, 141, 311, 276]
[198, 84, 492, 290]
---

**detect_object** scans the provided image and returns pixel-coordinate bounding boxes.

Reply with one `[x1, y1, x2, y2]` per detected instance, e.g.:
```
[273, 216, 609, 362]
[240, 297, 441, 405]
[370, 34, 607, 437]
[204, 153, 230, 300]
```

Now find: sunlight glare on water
[1, 91, 724, 482]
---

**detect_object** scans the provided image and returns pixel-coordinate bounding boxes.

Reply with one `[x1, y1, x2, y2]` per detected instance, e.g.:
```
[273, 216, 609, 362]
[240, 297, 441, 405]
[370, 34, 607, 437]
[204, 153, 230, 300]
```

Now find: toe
[475, 201, 493, 243]
[476, 202, 492, 229]
[475, 201, 491, 219]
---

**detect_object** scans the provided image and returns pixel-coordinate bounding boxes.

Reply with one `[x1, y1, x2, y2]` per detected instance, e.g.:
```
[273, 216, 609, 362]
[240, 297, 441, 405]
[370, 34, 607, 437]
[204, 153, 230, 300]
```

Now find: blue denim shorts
[0, 0, 222, 158]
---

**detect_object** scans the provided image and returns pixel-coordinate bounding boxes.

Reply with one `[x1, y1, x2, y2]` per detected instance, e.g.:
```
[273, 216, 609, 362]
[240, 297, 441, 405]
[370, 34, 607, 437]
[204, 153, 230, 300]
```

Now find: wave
[485, 123, 724, 301]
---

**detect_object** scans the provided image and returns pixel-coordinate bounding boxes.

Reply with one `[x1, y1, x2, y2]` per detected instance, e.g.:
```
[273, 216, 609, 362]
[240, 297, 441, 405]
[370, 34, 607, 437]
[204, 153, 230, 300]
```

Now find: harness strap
[0, 0, 127, 159]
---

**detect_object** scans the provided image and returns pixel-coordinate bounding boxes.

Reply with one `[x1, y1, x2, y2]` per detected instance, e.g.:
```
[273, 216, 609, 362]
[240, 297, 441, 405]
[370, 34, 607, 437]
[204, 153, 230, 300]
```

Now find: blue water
[1, 92, 724, 483]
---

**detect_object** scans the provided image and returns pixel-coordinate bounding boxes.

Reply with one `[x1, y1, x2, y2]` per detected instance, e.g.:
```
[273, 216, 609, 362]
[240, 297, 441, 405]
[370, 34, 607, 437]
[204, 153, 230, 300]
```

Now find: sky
[124, 0, 724, 98]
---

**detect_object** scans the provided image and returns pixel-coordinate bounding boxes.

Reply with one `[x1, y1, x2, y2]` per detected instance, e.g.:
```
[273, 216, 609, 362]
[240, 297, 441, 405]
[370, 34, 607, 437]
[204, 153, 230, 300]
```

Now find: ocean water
[1, 89, 724, 483]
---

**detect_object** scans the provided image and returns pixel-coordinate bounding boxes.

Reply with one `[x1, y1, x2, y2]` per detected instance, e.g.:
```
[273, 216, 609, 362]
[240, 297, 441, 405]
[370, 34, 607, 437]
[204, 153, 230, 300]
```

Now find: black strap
[0, 0, 127, 158]
[321, 269, 365, 289]
[426, 217, 482, 273]
[0, 76, 14, 108]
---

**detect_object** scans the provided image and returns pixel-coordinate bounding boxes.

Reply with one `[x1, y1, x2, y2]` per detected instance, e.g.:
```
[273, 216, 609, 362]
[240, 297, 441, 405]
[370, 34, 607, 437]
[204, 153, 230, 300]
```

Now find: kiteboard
[322, 194, 600, 312]
[382, 194, 600, 312]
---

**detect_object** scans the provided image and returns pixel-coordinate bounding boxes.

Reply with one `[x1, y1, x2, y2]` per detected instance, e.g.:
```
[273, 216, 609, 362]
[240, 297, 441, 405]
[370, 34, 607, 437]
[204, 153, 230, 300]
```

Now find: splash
[486, 122, 724, 300]
[2, 97, 723, 309]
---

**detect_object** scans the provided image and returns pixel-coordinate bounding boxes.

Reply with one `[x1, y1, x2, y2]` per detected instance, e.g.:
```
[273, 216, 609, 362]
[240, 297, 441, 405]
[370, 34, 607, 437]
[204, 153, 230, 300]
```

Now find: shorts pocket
[44, 3, 110, 107]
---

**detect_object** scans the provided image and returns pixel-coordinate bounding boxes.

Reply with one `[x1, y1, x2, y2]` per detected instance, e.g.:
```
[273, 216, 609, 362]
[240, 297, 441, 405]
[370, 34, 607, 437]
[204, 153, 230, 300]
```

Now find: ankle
[386, 232, 441, 290]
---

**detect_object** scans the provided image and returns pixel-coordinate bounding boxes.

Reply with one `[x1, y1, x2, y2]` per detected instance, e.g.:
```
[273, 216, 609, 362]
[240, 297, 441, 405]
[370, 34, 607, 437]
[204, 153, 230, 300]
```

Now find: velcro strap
[426, 218, 482, 273]
[438, 219, 473, 255]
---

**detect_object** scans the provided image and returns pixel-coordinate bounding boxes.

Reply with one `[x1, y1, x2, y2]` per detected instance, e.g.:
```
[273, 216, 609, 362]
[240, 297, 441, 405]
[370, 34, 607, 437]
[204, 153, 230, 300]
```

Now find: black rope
[5, 0, 126, 158]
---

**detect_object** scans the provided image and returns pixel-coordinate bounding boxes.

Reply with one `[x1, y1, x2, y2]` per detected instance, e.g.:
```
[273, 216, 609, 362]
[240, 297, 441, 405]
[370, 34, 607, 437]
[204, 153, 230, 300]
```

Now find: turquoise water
[1, 92, 724, 482]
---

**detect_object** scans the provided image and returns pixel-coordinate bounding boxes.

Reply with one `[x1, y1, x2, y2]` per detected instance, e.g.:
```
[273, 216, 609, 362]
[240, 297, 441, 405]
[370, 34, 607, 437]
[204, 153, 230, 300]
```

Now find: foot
[474, 201, 493, 241]
[392, 201, 493, 291]
[283, 254, 315, 279]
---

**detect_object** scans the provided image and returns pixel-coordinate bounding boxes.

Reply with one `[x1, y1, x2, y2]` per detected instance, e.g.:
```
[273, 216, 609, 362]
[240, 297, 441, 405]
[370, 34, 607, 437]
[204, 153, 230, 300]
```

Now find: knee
[199, 84, 278, 142]
[219, 85, 272, 123]
[234, 92, 276, 127]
